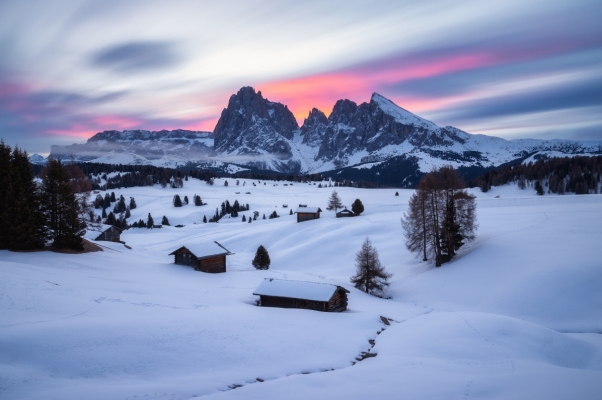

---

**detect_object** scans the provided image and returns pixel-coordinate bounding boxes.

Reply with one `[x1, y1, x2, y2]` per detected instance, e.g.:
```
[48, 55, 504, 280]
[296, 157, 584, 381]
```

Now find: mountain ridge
[48, 87, 602, 182]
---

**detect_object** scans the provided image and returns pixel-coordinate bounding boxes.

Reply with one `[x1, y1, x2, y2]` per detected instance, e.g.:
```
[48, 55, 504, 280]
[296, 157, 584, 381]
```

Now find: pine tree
[224, 180, 229, 186]
[173, 194, 183, 207]
[110, 192, 116, 202]
[40, 158, 85, 250]
[105, 212, 117, 226]
[147, 213, 154, 228]
[395, 192, 399, 196]
[184, 196, 189, 205]
[290, 209, 293, 215]
[326, 190, 343, 212]
[252, 245, 270, 270]
[242, 215, 246, 222]
[350, 237, 391, 296]
[194, 195, 202, 206]
[102, 208, 107, 218]
[351, 199, 364, 215]
[203, 215, 207, 223]
[125, 206, 131, 219]
[161, 216, 170, 226]
[129, 197, 137, 209]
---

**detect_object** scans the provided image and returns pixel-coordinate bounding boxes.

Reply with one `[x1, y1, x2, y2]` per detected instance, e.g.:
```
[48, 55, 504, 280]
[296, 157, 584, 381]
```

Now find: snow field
[1, 178, 601, 399]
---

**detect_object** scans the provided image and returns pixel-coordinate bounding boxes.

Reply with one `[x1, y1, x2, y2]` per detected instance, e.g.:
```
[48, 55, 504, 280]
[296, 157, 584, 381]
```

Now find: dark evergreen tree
[269, 211, 279, 219]
[173, 194, 183, 207]
[194, 195, 202, 206]
[535, 181, 544, 195]
[263, 214, 266, 220]
[161, 216, 170, 226]
[40, 158, 85, 250]
[395, 192, 399, 196]
[350, 237, 391, 296]
[0, 141, 12, 249]
[224, 180, 229, 186]
[147, 213, 154, 228]
[248, 217, 252, 223]
[252, 245, 271, 270]
[105, 212, 117, 226]
[110, 192, 116, 202]
[3, 146, 46, 250]
[103, 193, 111, 209]
[125, 206, 131, 219]
[203, 215, 207, 223]
[129, 197, 137, 209]
[351, 199, 364, 215]
[184, 195, 189, 205]
[290, 209, 293, 215]
[242, 215, 246, 222]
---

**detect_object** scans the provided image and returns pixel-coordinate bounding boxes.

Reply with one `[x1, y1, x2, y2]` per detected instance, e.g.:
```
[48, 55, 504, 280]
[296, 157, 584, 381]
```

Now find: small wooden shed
[336, 208, 355, 218]
[253, 278, 349, 312]
[294, 206, 322, 223]
[94, 226, 123, 242]
[168, 241, 232, 273]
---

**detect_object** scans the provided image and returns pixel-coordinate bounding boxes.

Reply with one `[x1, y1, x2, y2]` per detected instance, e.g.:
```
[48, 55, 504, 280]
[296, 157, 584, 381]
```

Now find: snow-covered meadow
[1, 178, 601, 399]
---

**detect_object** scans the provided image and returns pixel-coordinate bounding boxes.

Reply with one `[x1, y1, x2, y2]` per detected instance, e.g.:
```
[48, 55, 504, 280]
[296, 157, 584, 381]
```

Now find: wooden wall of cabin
[174, 251, 196, 267]
[260, 296, 329, 312]
[197, 255, 226, 273]
[297, 212, 319, 223]
[327, 290, 348, 312]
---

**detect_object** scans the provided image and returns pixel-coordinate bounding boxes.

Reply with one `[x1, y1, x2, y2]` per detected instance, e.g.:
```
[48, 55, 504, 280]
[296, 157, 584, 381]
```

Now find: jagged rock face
[316, 93, 470, 165]
[300, 108, 328, 146]
[213, 87, 299, 158]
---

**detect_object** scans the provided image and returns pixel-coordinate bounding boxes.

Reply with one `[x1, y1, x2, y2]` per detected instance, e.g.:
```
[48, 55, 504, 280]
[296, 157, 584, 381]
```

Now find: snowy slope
[2, 173, 600, 399]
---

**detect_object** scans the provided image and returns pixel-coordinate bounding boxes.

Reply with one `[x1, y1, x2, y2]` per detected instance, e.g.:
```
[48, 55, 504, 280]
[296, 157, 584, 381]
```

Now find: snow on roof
[253, 279, 347, 302]
[169, 241, 231, 258]
[295, 207, 321, 213]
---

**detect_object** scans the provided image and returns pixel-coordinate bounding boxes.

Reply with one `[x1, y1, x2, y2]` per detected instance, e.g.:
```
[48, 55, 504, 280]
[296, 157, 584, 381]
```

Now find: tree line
[469, 155, 602, 195]
[0, 142, 94, 251]
[402, 166, 477, 267]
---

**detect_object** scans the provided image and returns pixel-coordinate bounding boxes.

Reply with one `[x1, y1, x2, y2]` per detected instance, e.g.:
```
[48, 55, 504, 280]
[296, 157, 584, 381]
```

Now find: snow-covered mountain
[28, 153, 47, 165]
[49, 88, 602, 177]
[50, 129, 214, 166]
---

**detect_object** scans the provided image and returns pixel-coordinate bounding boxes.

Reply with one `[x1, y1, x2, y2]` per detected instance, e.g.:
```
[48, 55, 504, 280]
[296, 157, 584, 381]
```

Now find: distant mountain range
[48, 86, 602, 186]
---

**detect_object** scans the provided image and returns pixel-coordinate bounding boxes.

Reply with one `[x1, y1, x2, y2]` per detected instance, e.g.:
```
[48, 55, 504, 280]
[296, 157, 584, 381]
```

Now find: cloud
[90, 41, 182, 73]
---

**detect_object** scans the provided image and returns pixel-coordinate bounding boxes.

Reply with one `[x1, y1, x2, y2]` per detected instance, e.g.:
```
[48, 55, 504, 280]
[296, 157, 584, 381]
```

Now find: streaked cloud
[0, 0, 600, 153]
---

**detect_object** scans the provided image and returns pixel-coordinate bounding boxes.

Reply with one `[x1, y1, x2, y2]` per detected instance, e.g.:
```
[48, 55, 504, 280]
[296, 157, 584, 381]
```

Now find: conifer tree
[102, 208, 107, 218]
[242, 215, 246, 222]
[351, 199, 364, 215]
[147, 213, 154, 228]
[173, 194, 183, 207]
[105, 212, 117, 226]
[40, 158, 85, 250]
[203, 215, 207, 223]
[0, 141, 12, 249]
[161, 216, 170, 226]
[110, 192, 116, 202]
[326, 190, 343, 213]
[129, 197, 137, 209]
[350, 237, 391, 296]
[184, 195, 189, 205]
[194, 195, 202, 206]
[252, 245, 270, 270]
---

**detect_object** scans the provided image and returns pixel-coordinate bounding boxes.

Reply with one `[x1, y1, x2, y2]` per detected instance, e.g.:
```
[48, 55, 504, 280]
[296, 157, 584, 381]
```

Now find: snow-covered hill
[0, 181, 601, 399]
[49, 88, 602, 175]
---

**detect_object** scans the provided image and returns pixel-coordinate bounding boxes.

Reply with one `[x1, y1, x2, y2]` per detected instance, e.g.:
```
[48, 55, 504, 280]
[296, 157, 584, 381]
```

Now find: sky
[0, 0, 601, 154]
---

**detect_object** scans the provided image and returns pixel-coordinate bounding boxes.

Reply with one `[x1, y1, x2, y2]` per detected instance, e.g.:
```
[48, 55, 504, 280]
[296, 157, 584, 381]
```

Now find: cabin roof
[102, 225, 123, 233]
[253, 278, 349, 302]
[294, 207, 321, 213]
[168, 241, 232, 259]
[337, 208, 355, 214]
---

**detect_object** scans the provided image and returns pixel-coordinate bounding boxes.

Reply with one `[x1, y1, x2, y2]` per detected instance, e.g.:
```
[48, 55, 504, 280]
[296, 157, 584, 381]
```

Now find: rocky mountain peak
[328, 99, 358, 125]
[213, 87, 299, 158]
[300, 108, 328, 146]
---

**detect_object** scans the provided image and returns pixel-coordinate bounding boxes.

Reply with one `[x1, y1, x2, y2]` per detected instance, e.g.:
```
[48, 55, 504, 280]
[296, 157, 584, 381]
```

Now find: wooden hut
[168, 241, 232, 273]
[94, 226, 123, 242]
[294, 206, 322, 223]
[253, 278, 349, 312]
[336, 208, 355, 218]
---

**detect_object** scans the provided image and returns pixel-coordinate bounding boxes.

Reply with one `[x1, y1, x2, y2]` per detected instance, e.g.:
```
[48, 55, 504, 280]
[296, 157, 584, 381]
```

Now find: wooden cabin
[168, 241, 232, 273]
[94, 226, 123, 242]
[294, 206, 322, 223]
[253, 278, 349, 312]
[336, 208, 355, 218]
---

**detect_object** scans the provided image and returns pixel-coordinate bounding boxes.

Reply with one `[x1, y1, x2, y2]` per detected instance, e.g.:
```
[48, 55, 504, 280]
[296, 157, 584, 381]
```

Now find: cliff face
[213, 87, 299, 159]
